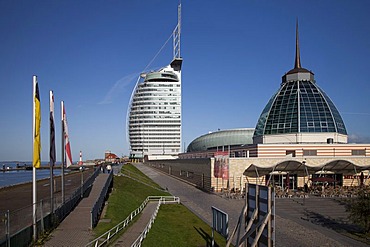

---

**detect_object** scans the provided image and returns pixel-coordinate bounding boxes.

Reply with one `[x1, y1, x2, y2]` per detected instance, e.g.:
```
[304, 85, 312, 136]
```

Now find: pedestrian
[304, 183, 308, 193]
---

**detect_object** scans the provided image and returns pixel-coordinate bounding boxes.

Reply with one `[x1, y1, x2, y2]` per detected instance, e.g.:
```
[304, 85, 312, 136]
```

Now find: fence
[0, 168, 100, 247]
[131, 196, 180, 247]
[85, 196, 180, 247]
[147, 163, 246, 194]
[91, 172, 113, 228]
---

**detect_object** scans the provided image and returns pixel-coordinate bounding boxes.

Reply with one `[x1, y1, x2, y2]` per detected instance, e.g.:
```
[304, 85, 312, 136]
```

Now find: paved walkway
[134, 163, 369, 247]
[44, 173, 111, 247]
[111, 202, 158, 247]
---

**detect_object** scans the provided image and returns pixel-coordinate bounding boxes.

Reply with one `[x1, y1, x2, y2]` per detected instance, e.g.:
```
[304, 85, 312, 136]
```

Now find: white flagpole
[32, 75, 37, 241]
[61, 101, 65, 203]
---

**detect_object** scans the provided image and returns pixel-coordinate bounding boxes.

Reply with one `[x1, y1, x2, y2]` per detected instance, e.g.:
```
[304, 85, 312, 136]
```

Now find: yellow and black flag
[33, 76, 41, 168]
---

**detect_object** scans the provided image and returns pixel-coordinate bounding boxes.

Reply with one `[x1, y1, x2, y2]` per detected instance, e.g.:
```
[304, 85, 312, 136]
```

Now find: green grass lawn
[143, 204, 228, 247]
[93, 164, 169, 236]
[93, 163, 230, 246]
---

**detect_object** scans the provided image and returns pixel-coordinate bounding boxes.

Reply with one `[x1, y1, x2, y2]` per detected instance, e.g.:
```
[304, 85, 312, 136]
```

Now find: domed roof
[253, 22, 347, 143]
[187, 128, 254, 152]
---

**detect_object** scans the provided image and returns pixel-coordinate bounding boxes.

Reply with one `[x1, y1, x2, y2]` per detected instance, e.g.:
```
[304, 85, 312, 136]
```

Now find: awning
[243, 159, 370, 178]
[243, 160, 319, 177]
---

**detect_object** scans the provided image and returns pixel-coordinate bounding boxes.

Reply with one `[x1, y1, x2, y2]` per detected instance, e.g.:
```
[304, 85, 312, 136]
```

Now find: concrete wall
[146, 158, 213, 191]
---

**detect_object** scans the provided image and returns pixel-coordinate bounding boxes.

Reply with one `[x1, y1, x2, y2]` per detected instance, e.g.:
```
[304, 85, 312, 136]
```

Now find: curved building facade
[253, 23, 347, 145]
[128, 59, 182, 158]
[127, 5, 182, 159]
[187, 128, 254, 152]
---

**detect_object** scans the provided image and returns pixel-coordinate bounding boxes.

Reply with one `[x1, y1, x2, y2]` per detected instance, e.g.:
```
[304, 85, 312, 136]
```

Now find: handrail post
[40, 199, 44, 233]
[5, 210, 10, 247]
[90, 210, 93, 229]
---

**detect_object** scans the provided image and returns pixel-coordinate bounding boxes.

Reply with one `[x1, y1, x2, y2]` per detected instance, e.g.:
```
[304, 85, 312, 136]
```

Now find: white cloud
[348, 134, 370, 144]
[99, 73, 139, 105]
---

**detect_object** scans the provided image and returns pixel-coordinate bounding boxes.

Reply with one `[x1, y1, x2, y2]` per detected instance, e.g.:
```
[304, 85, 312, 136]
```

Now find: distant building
[186, 128, 254, 153]
[105, 151, 119, 163]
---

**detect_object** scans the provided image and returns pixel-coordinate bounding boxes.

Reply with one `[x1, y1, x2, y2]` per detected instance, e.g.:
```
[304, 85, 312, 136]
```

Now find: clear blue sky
[1, 0, 370, 162]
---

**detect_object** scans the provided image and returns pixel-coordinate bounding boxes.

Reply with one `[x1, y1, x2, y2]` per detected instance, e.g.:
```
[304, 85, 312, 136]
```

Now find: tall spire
[294, 19, 301, 69]
[283, 20, 314, 80]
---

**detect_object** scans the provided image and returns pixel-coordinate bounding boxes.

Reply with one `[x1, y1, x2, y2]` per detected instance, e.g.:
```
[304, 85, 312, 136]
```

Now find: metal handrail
[90, 172, 113, 228]
[85, 196, 180, 247]
[131, 196, 180, 247]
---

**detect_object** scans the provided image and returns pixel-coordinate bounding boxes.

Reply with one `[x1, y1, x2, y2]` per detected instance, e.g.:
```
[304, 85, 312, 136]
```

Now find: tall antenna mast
[173, 3, 181, 59]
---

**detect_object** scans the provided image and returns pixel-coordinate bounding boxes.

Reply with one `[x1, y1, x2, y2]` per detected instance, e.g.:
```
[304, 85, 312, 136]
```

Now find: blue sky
[1, 0, 370, 162]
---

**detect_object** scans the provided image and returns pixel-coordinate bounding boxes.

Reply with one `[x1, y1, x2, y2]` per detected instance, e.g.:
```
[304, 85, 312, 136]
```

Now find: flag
[49, 91, 56, 166]
[63, 104, 73, 167]
[33, 76, 41, 168]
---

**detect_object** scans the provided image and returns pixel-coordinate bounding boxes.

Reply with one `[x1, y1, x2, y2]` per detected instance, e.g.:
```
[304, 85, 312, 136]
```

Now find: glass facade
[254, 79, 347, 138]
[254, 22, 348, 142]
[187, 128, 254, 152]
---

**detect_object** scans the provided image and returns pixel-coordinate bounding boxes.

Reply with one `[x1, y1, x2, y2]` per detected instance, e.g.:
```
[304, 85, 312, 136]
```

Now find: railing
[131, 196, 180, 247]
[90, 172, 113, 228]
[55, 168, 100, 223]
[85, 196, 180, 247]
[0, 168, 100, 247]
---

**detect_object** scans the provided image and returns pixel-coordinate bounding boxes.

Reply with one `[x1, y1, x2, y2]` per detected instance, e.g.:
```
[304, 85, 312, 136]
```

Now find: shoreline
[0, 167, 92, 189]
[0, 164, 96, 188]
[0, 168, 95, 213]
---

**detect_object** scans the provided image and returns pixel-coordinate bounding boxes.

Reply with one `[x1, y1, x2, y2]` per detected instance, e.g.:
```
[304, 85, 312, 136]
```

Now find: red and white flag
[62, 102, 73, 167]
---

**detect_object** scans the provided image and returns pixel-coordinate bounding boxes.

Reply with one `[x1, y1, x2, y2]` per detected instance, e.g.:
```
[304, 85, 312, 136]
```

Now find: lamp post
[302, 160, 307, 206]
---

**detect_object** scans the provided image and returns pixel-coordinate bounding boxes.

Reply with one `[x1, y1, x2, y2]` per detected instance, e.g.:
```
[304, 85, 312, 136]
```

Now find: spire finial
[294, 19, 301, 69]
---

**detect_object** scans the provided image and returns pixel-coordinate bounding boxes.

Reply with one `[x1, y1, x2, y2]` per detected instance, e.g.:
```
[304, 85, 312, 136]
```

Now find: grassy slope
[94, 164, 169, 236]
[94, 163, 229, 246]
[143, 204, 228, 247]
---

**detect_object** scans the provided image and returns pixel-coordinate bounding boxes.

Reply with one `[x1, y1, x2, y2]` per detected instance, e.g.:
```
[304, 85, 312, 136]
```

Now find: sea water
[0, 161, 62, 188]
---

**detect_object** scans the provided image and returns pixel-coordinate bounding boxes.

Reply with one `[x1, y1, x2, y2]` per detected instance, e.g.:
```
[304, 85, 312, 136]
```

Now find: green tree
[347, 186, 370, 233]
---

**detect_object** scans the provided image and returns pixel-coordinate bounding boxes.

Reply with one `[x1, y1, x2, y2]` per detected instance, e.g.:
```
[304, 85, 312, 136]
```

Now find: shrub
[347, 186, 370, 233]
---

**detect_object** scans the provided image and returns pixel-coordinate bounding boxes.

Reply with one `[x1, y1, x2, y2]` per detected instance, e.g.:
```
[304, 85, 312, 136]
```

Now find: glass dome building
[253, 23, 347, 145]
[187, 128, 254, 152]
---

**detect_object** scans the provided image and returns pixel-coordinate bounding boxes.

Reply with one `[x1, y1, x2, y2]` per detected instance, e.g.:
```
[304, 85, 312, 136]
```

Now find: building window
[307, 122, 314, 128]
[286, 150, 296, 157]
[303, 150, 317, 156]
[320, 122, 328, 127]
[352, 149, 366, 156]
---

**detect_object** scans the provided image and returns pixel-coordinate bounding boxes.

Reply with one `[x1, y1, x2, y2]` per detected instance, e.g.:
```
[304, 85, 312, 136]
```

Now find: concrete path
[134, 163, 369, 247]
[111, 202, 158, 247]
[44, 173, 111, 247]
